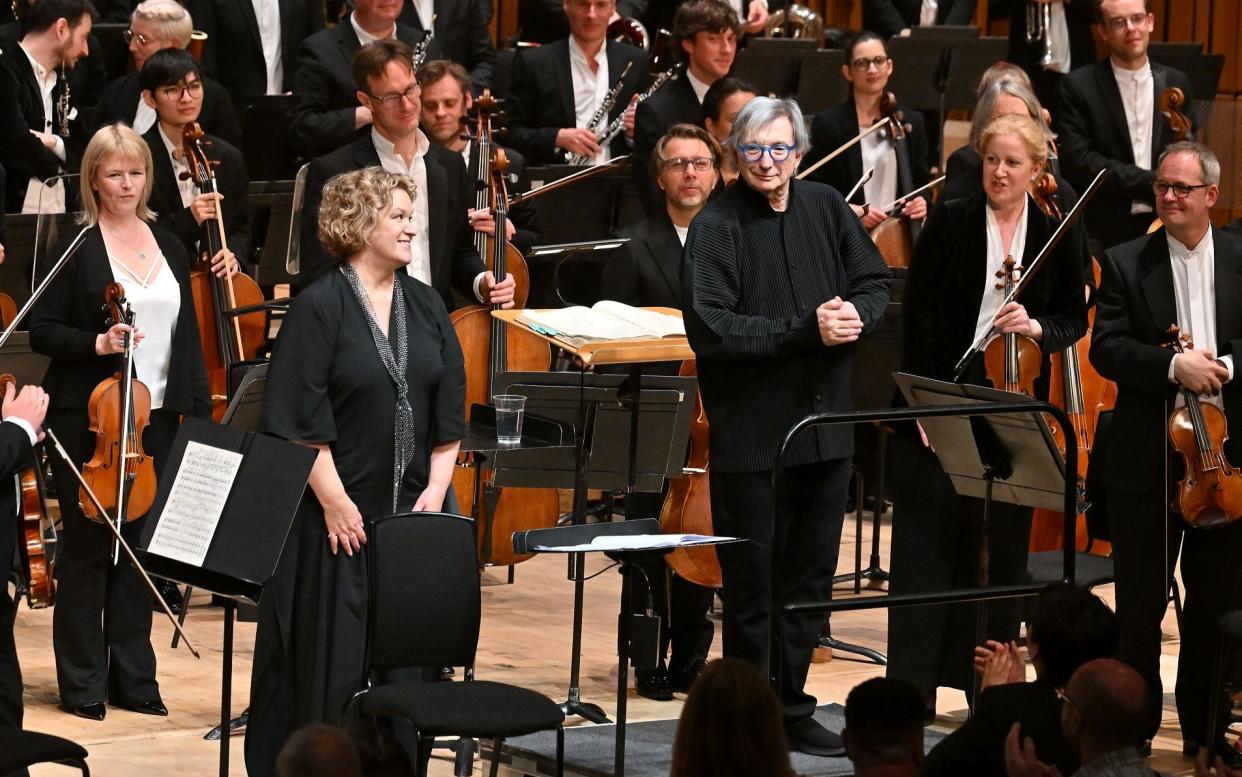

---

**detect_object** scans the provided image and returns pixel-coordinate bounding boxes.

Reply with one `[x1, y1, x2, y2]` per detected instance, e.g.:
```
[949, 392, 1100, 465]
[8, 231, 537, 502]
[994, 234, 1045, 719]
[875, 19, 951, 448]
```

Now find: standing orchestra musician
[683, 96, 891, 756]
[799, 31, 930, 231]
[602, 123, 721, 700]
[701, 76, 757, 186]
[28, 124, 231, 721]
[0, 380, 49, 730]
[1090, 142, 1242, 766]
[886, 113, 1087, 719]
[862, 0, 978, 39]
[298, 41, 515, 313]
[396, 0, 496, 93]
[246, 166, 466, 777]
[990, 0, 1097, 114]
[139, 49, 249, 272]
[505, 0, 648, 165]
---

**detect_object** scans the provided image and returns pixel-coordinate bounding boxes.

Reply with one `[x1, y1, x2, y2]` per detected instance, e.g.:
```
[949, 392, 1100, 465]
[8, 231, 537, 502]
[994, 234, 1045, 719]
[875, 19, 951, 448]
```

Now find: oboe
[568, 66, 678, 166]
[57, 65, 71, 137]
[412, 14, 436, 70]
[566, 60, 634, 165]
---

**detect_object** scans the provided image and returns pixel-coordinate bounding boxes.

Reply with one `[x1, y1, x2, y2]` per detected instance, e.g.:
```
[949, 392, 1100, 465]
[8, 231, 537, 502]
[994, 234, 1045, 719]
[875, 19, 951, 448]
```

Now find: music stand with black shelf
[135, 415, 316, 777]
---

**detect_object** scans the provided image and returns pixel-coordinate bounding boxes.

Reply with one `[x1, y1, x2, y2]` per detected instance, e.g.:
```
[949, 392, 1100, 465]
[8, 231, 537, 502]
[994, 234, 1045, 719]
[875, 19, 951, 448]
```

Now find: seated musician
[288, 0, 424, 158]
[887, 113, 1087, 722]
[632, 0, 740, 215]
[139, 49, 249, 273]
[416, 58, 542, 256]
[94, 0, 242, 148]
[0, 379, 49, 730]
[506, 0, 648, 165]
[862, 0, 978, 39]
[602, 123, 721, 700]
[799, 30, 930, 232]
[28, 124, 230, 722]
[0, 0, 94, 214]
[298, 40, 515, 313]
[943, 62, 1033, 188]
[398, 0, 495, 93]
[1090, 141, 1242, 768]
[701, 76, 756, 186]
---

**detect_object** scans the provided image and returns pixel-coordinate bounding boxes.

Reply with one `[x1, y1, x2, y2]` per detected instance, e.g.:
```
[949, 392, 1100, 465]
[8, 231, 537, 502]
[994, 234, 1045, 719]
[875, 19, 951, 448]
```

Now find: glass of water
[493, 394, 526, 446]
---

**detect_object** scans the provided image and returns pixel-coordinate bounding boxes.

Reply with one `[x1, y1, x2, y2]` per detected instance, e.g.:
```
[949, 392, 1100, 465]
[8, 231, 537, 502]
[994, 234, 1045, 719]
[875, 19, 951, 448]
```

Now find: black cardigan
[29, 225, 211, 419]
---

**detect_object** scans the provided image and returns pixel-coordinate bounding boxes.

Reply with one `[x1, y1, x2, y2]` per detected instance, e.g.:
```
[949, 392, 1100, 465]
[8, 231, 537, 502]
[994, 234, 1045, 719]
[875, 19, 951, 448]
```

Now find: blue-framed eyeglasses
[738, 143, 795, 163]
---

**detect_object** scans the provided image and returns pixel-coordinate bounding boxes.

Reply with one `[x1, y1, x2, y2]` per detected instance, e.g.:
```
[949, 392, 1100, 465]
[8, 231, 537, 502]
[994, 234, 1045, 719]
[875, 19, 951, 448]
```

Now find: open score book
[517, 301, 686, 348]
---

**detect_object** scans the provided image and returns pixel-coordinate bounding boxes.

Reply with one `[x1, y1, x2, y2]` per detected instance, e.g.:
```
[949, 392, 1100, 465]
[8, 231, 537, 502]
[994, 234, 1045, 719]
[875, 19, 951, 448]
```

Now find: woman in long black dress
[246, 167, 466, 777]
[29, 124, 222, 720]
[885, 113, 1088, 716]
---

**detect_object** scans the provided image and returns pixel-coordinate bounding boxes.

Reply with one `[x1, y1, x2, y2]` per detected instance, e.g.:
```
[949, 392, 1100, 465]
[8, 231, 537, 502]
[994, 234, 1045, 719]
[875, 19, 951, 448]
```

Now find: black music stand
[135, 416, 316, 777]
[489, 371, 695, 730]
[894, 373, 1067, 709]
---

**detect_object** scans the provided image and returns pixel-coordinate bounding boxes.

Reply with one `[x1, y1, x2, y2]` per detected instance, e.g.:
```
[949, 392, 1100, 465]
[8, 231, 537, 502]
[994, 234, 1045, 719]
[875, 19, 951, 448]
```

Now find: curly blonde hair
[316, 167, 418, 260]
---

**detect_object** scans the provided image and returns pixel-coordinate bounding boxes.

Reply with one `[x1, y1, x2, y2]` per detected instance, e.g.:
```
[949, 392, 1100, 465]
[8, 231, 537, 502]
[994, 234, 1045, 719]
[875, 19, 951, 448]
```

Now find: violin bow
[45, 428, 200, 658]
[507, 155, 630, 207]
[880, 175, 946, 215]
[953, 168, 1110, 382]
[796, 117, 892, 181]
[846, 167, 874, 202]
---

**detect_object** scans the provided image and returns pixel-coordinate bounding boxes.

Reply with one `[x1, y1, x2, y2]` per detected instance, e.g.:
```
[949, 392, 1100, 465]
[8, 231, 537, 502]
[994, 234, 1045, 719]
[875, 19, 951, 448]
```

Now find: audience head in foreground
[276, 723, 363, 777]
[843, 677, 926, 777]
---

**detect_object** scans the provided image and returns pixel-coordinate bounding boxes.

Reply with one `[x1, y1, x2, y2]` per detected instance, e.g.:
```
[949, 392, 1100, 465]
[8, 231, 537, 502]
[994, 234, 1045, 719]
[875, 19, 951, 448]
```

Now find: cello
[868, 92, 922, 269]
[0, 374, 54, 608]
[181, 123, 267, 420]
[80, 283, 157, 523]
[450, 139, 558, 567]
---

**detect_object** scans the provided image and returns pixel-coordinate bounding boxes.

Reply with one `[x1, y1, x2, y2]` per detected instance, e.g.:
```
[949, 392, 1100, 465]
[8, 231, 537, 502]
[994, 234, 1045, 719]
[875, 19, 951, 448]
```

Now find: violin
[80, 283, 157, 523]
[982, 256, 1041, 396]
[0, 293, 16, 329]
[450, 129, 557, 567]
[1165, 325, 1242, 528]
[0, 374, 54, 608]
[658, 360, 720, 588]
[1160, 86, 1193, 143]
[181, 123, 267, 420]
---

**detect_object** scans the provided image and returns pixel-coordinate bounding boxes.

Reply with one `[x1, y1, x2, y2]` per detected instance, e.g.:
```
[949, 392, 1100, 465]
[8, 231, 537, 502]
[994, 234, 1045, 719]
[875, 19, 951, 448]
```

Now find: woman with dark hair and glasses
[799, 29, 931, 232]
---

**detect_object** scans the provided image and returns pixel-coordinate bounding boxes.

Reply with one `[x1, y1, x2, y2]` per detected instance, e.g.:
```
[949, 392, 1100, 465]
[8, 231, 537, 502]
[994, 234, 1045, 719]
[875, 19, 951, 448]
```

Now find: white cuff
[1220, 354, 1234, 383]
[473, 271, 487, 304]
[1168, 353, 1178, 383]
[3, 418, 37, 447]
[52, 136, 66, 163]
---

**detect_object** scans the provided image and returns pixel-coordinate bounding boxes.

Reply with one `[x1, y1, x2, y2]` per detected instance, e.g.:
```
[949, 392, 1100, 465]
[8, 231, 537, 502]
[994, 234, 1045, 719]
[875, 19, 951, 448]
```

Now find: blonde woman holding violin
[28, 124, 226, 722]
[885, 113, 1088, 717]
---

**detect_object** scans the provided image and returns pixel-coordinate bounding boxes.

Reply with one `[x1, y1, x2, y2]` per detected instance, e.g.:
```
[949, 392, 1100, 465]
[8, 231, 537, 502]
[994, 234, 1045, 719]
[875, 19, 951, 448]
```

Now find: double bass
[180, 123, 267, 420]
[450, 113, 558, 567]
[0, 374, 54, 608]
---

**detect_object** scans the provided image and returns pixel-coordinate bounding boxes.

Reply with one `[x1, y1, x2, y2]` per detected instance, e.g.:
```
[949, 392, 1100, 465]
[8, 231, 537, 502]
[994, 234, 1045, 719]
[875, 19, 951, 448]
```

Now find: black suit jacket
[632, 71, 702, 217]
[1091, 227, 1242, 493]
[1056, 59, 1193, 249]
[28, 227, 211, 418]
[94, 73, 243, 149]
[924, 680, 1078, 777]
[800, 99, 931, 207]
[520, 0, 649, 44]
[863, 0, 977, 38]
[142, 125, 252, 267]
[188, 0, 325, 111]
[990, 0, 1096, 77]
[298, 133, 486, 311]
[288, 20, 423, 157]
[463, 142, 541, 255]
[604, 210, 683, 308]
[399, 0, 495, 92]
[0, 44, 81, 212]
[0, 421, 32, 550]
[506, 38, 649, 165]
[902, 192, 1088, 389]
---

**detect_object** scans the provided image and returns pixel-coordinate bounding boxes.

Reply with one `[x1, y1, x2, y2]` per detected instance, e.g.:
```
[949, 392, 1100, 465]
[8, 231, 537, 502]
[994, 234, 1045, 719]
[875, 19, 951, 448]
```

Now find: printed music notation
[146, 441, 243, 566]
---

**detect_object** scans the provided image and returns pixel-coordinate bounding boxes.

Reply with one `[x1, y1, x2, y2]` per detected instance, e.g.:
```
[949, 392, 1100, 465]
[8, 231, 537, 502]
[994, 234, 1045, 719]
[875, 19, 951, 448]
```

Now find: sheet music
[147, 441, 243, 566]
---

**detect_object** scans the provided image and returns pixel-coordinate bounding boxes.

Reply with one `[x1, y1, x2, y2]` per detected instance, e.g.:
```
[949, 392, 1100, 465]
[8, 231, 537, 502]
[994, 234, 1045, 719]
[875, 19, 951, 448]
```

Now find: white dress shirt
[371, 128, 433, 285]
[133, 98, 157, 136]
[411, 0, 434, 30]
[568, 36, 611, 164]
[157, 124, 198, 208]
[18, 42, 66, 214]
[686, 69, 711, 104]
[351, 11, 395, 45]
[1167, 230, 1233, 407]
[919, 0, 938, 26]
[1112, 59, 1154, 215]
[1045, 1, 1071, 74]
[860, 128, 897, 210]
[674, 224, 689, 246]
[109, 252, 181, 410]
[974, 197, 1030, 346]
[251, 0, 284, 94]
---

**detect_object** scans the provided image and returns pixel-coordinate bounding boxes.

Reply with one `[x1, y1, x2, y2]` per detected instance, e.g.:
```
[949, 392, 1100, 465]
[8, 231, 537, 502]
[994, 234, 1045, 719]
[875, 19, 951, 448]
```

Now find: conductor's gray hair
[724, 96, 810, 157]
[1158, 141, 1221, 186]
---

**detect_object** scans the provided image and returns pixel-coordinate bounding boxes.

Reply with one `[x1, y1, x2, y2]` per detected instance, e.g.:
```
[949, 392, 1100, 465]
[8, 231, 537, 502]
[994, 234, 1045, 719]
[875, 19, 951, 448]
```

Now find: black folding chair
[346, 512, 565, 777]
[0, 728, 89, 775]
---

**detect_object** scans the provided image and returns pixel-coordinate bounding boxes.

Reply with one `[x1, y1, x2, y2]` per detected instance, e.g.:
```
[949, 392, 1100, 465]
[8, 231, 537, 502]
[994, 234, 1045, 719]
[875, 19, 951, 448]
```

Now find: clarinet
[566, 61, 634, 165]
[57, 65, 71, 137]
[412, 15, 436, 70]
[573, 67, 679, 165]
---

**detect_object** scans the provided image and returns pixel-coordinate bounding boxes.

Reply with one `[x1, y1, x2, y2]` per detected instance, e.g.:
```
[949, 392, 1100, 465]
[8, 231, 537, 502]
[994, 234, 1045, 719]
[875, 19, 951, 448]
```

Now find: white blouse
[973, 196, 1030, 347]
[109, 251, 181, 410]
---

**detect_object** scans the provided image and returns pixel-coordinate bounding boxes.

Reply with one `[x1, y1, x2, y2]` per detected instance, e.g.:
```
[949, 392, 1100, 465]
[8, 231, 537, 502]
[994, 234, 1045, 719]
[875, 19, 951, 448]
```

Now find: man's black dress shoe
[65, 702, 106, 721]
[113, 697, 168, 716]
[786, 717, 846, 757]
[670, 658, 708, 693]
[635, 668, 673, 701]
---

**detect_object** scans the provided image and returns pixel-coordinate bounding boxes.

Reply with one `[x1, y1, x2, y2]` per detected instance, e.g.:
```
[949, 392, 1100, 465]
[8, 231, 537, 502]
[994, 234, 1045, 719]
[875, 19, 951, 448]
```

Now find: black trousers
[0, 473, 22, 729]
[49, 408, 179, 706]
[624, 491, 715, 676]
[886, 434, 1032, 694]
[710, 458, 850, 722]
[1108, 483, 1242, 745]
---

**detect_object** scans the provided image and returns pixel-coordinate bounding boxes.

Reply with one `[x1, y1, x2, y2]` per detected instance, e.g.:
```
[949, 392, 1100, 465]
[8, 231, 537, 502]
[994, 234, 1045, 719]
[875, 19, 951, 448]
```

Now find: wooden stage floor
[18, 511, 1205, 776]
